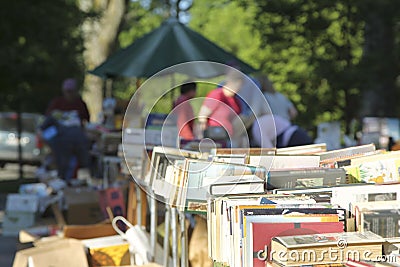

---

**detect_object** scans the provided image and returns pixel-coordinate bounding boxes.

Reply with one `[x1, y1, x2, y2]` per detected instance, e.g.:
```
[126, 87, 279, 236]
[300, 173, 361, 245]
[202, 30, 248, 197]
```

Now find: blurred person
[252, 114, 313, 148]
[258, 75, 298, 122]
[46, 78, 90, 124]
[172, 81, 197, 140]
[42, 78, 91, 183]
[236, 75, 272, 147]
[198, 69, 244, 146]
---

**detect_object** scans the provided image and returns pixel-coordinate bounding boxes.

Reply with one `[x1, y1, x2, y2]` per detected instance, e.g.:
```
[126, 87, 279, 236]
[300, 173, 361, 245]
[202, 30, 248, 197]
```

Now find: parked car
[0, 112, 47, 167]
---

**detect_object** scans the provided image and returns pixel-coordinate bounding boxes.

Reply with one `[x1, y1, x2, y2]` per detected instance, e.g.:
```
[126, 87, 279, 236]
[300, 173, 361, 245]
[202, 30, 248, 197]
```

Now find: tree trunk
[79, 0, 127, 122]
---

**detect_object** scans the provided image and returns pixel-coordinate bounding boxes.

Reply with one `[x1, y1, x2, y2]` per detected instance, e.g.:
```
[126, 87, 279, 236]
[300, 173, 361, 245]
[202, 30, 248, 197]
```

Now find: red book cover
[253, 221, 344, 267]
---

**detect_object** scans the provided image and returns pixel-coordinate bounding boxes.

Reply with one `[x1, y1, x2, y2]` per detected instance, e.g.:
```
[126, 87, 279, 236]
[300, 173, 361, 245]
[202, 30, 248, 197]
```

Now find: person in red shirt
[46, 78, 90, 124]
[198, 69, 243, 144]
[172, 82, 197, 140]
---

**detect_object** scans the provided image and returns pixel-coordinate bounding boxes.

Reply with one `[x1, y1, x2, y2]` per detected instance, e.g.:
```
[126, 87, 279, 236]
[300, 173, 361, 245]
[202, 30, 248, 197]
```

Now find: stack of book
[145, 143, 400, 267]
[203, 144, 400, 267]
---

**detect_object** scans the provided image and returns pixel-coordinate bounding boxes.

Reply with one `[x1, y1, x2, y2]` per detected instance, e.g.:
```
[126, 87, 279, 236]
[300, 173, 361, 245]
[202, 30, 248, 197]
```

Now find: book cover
[361, 209, 400, 238]
[253, 221, 344, 267]
[317, 144, 376, 162]
[208, 175, 265, 196]
[241, 207, 345, 267]
[330, 183, 400, 212]
[273, 231, 384, 249]
[271, 231, 384, 266]
[183, 159, 267, 212]
[249, 155, 321, 170]
[82, 235, 131, 267]
[276, 143, 327, 155]
[267, 167, 347, 190]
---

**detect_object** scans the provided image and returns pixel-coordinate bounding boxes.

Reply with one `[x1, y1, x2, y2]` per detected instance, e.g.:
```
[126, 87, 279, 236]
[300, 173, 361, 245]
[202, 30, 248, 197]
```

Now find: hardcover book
[270, 231, 384, 266]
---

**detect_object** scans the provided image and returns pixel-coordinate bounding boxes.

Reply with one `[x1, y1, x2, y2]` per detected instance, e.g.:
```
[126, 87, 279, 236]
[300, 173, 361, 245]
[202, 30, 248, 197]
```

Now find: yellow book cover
[82, 235, 131, 267]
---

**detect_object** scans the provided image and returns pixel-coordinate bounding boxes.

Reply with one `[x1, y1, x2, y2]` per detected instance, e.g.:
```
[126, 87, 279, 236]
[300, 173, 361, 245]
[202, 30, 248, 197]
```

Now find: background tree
[356, 0, 400, 118]
[0, 0, 85, 113]
[79, 0, 129, 122]
[249, 0, 366, 134]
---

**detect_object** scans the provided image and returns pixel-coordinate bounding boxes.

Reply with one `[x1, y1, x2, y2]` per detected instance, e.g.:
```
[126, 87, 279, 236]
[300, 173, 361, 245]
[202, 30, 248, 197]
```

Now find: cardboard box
[64, 187, 103, 225]
[13, 238, 88, 267]
[6, 194, 39, 212]
[63, 223, 117, 240]
[82, 235, 131, 267]
[2, 211, 36, 236]
[99, 187, 126, 219]
[19, 225, 60, 243]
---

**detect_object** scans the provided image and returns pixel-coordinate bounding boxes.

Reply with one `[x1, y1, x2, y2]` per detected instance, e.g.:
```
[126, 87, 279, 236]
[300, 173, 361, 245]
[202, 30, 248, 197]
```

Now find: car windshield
[0, 116, 38, 133]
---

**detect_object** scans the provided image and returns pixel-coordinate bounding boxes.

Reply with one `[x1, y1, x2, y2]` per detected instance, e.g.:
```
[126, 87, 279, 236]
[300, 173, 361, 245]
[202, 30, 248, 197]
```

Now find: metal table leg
[150, 193, 157, 262]
[171, 207, 179, 267]
[163, 205, 171, 267]
[179, 210, 188, 267]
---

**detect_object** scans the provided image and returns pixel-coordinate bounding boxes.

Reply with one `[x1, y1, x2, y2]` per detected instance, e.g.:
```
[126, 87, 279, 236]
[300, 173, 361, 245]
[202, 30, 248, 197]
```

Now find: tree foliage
[0, 0, 85, 113]
[251, 0, 367, 133]
[189, 0, 400, 136]
[1, 0, 399, 137]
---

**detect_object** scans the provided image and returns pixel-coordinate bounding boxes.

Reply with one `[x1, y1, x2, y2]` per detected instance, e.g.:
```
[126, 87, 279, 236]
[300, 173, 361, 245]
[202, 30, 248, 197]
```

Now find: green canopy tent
[89, 18, 257, 79]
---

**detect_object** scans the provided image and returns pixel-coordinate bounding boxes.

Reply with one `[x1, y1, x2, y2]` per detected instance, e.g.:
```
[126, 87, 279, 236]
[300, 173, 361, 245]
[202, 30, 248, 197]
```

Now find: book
[210, 147, 276, 156]
[242, 210, 343, 267]
[267, 168, 347, 190]
[270, 231, 385, 266]
[343, 151, 400, 183]
[253, 221, 344, 267]
[212, 154, 248, 164]
[249, 155, 321, 170]
[182, 159, 267, 213]
[330, 183, 400, 213]
[275, 183, 375, 205]
[319, 150, 386, 169]
[359, 208, 400, 238]
[345, 258, 397, 267]
[82, 235, 131, 267]
[276, 143, 327, 155]
[147, 146, 205, 195]
[317, 144, 376, 162]
[207, 195, 324, 266]
[208, 175, 266, 196]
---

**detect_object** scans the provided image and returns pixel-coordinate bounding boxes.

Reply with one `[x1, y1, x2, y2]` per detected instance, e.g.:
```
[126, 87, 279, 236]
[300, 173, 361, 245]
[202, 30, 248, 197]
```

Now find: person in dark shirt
[43, 78, 91, 183]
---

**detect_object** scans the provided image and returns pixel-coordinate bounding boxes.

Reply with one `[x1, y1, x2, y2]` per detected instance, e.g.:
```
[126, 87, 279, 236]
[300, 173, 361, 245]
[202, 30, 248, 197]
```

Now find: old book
[182, 159, 267, 213]
[330, 183, 400, 213]
[210, 147, 276, 156]
[319, 150, 386, 169]
[317, 144, 376, 161]
[147, 146, 205, 196]
[343, 151, 400, 184]
[267, 167, 347, 190]
[208, 175, 265, 196]
[240, 207, 345, 267]
[82, 235, 131, 267]
[212, 154, 248, 164]
[271, 231, 384, 266]
[360, 208, 400, 238]
[253, 221, 344, 267]
[249, 155, 320, 170]
[276, 143, 327, 155]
